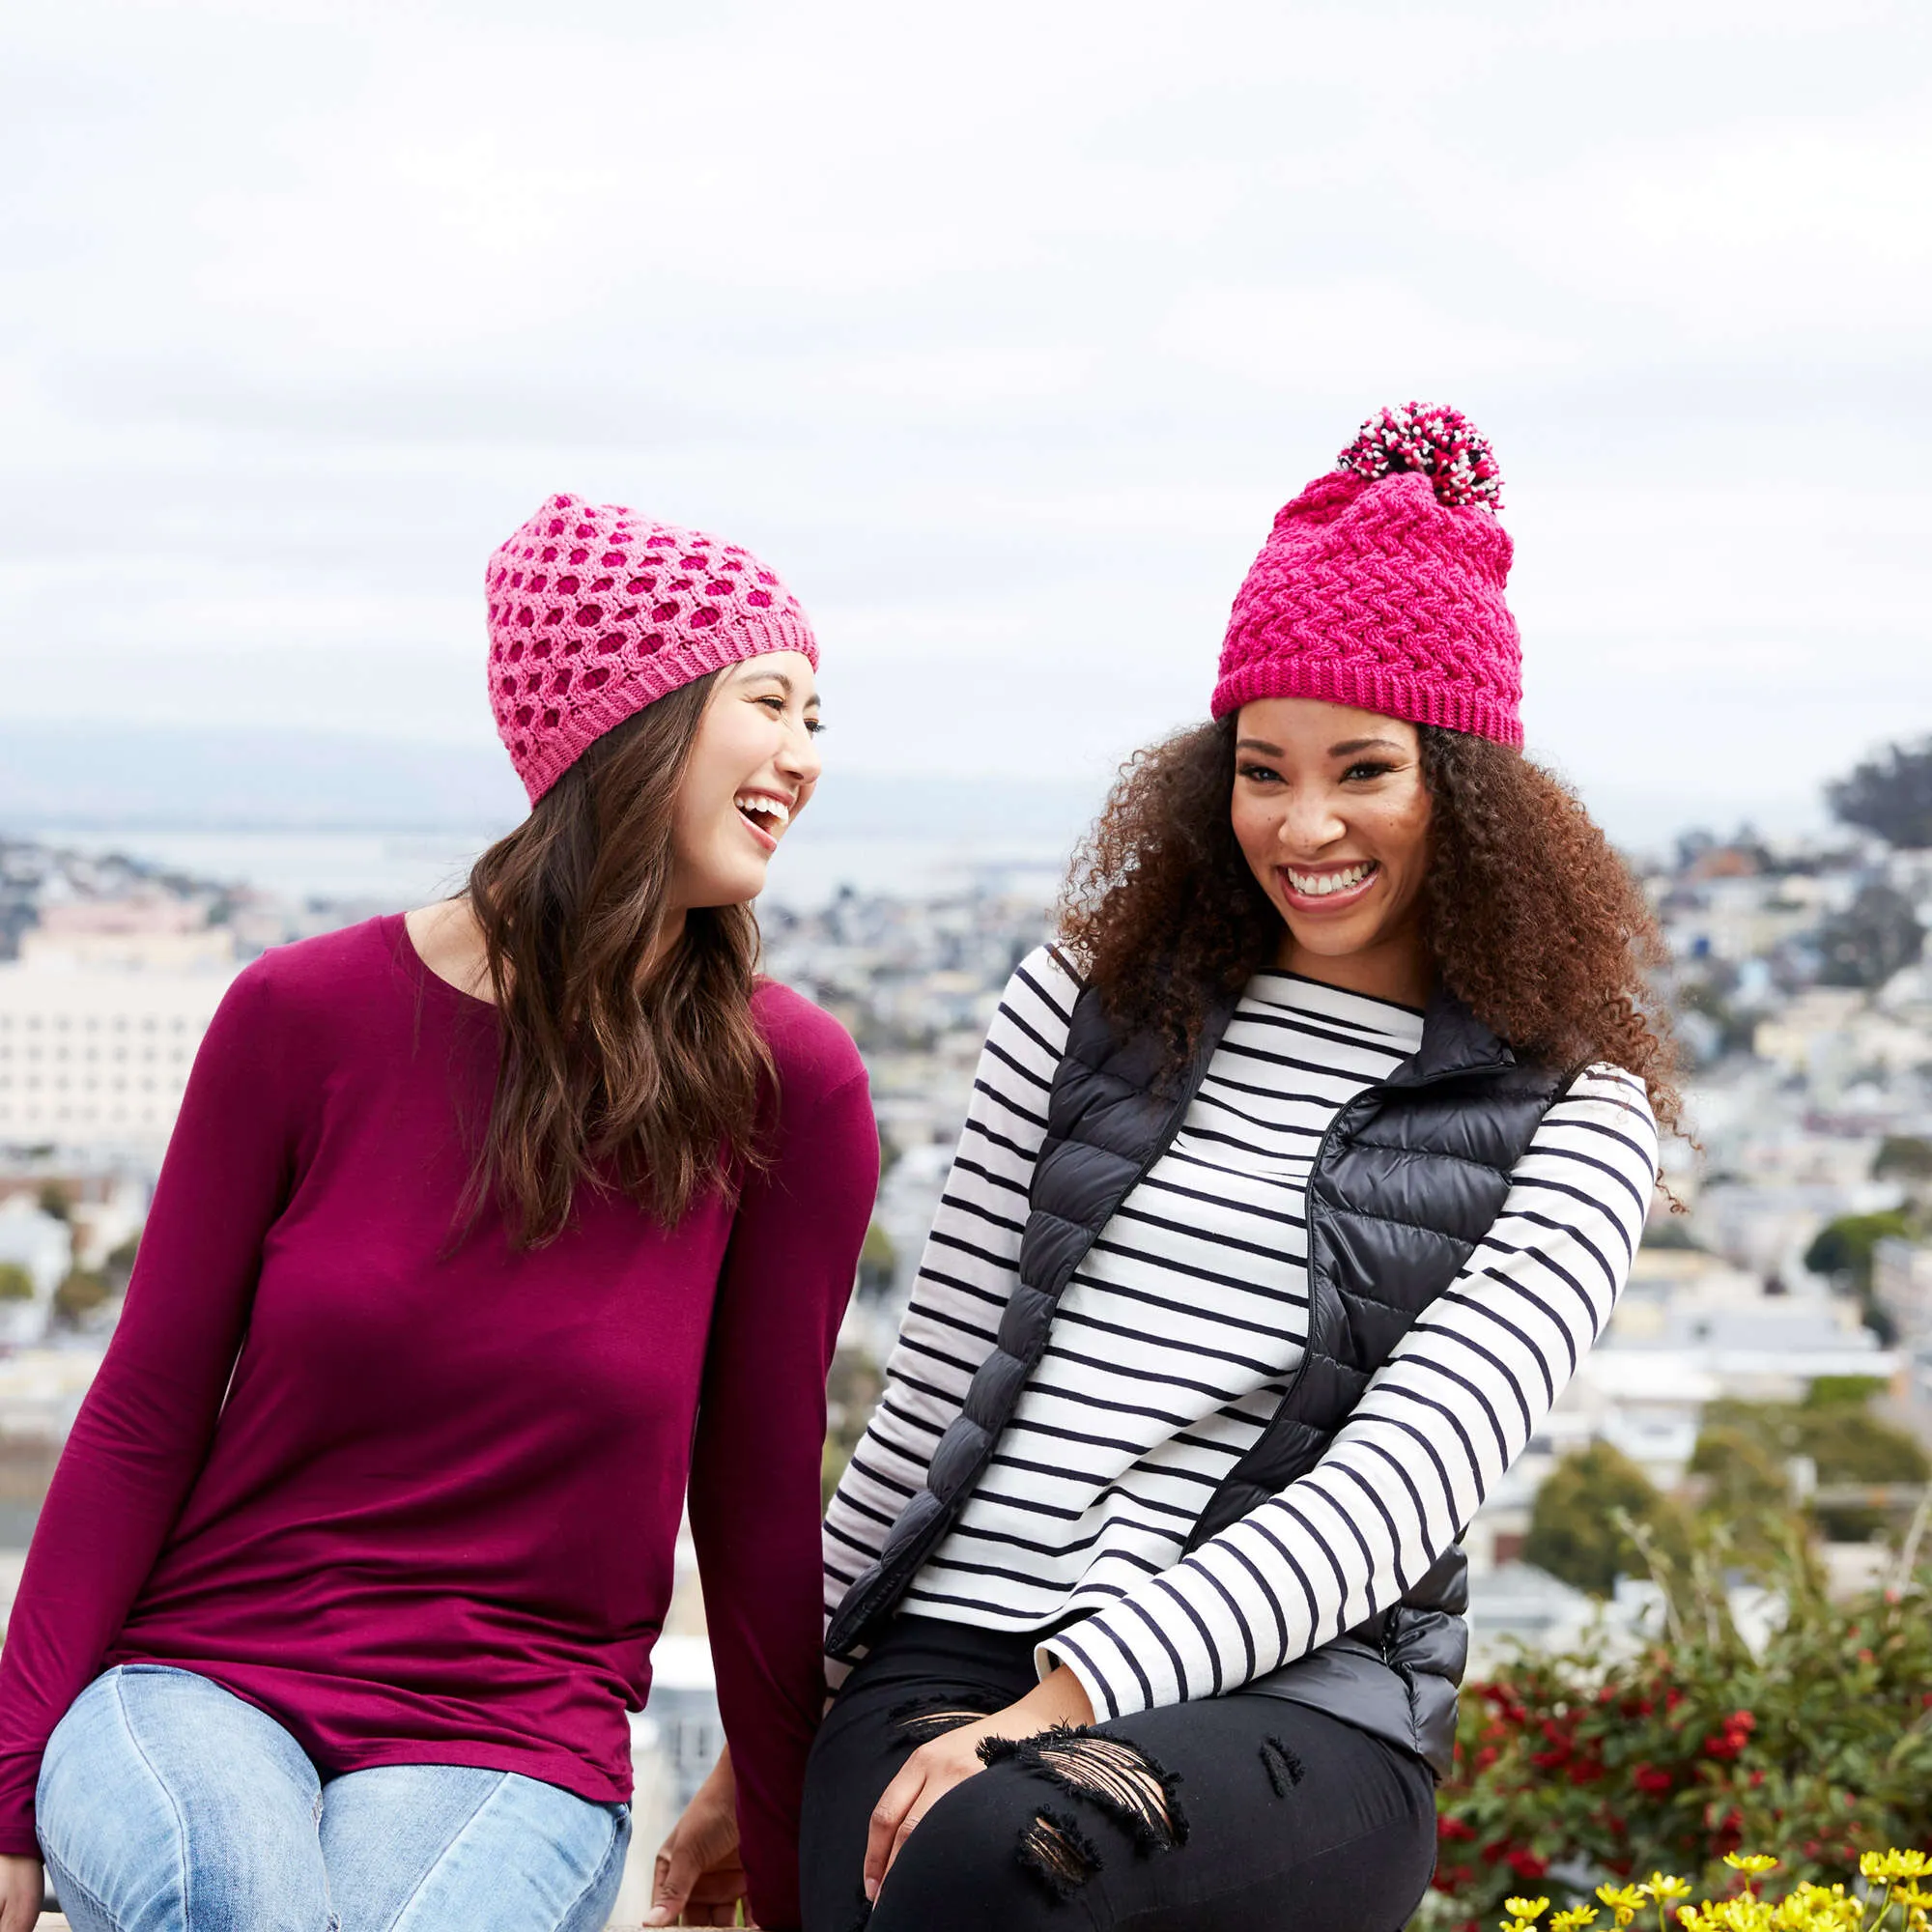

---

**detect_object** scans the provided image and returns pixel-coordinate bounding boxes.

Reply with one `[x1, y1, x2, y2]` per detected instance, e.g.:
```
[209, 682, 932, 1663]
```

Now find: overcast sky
[4, 0, 1928, 847]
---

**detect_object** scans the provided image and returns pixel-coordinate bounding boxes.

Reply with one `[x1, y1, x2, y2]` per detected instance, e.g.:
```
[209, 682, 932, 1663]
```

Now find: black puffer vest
[827, 970, 1572, 1776]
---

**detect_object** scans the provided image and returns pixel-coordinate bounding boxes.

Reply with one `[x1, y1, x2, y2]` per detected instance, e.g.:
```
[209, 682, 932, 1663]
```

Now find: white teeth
[736, 793, 790, 827]
[1286, 862, 1375, 897]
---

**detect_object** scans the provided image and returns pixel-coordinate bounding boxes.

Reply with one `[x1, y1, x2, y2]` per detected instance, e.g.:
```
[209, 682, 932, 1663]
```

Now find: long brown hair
[1058, 716, 1682, 1136]
[464, 671, 772, 1246]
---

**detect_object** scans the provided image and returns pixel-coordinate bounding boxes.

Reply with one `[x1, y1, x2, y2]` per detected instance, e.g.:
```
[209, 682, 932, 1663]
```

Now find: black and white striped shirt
[823, 947, 1659, 1720]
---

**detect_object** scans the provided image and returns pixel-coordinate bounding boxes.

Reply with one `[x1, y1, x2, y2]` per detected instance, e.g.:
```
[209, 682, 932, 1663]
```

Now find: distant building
[0, 964, 237, 1150]
[20, 896, 236, 972]
[1874, 1236, 1932, 1344]
[1465, 1562, 1599, 1669]
[0, 1203, 71, 1348]
[1605, 1248, 1896, 1401]
[1753, 987, 1932, 1091]
[871, 1139, 954, 1316]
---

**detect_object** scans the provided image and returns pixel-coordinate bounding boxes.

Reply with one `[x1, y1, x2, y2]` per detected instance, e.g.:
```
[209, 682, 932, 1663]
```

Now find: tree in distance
[857, 1221, 896, 1298]
[1686, 1422, 1799, 1569]
[822, 1344, 886, 1509]
[1815, 883, 1924, 990]
[51, 1269, 109, 1327]
[1521, 1440, 1689, 1598]
[0, 1264, 34, 1302]
[1804, 1208, 1915, 1344]
[1695, 1395, 1928, 1544]
[1873, 1135, 1932, 1186]
[1829, 737, 1932, 849]
[1805, 1209, 1913, 1291]
[1804, 1375, 1890, 1409]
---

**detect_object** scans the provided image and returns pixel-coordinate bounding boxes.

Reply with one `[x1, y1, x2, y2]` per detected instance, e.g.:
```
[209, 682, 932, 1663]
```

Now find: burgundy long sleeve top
[0, 915, 877, 1929]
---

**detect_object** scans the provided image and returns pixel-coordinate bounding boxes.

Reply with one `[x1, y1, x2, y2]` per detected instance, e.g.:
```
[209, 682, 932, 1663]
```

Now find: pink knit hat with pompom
[487, 494, 818, 803]
[1211, 404, 1521, 747]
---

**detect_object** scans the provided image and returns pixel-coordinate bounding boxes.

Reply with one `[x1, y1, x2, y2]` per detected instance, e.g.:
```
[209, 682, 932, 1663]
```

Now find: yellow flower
[1509, 1902, 1552, 1921]
[1603, 1889, 1648, 1914]
[1726, 1857, 1781, 1877]
[1553, 1911, 1602, 1932]
[1898, 1887, 1932, 1911]
[1865, 1854, 1932, 1884]
[1777, 1892, 1843, 1932]
[1502, 1918, 1538, 1932]
[1644, 1878, 1694, 1905]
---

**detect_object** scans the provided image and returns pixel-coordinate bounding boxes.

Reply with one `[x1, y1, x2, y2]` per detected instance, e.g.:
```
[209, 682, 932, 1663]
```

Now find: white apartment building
[0, 964, 239, 1150]
[19, 896, 237, 973]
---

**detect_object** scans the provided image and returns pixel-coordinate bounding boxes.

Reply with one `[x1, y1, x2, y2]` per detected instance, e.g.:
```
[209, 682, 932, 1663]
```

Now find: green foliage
[823, 1344, 885, 1509]
[1521, 1442, 1689, 1599]
[1701, 1400, 1927, 1484]
[858, 1222, 896, 1296]
[1804, 1213, 1913, 1293]
[1804, 1377, 1889, 1410]
[1814, 886, 1924, 990]
[1428, 1544, 1932, 1932]
[1828, 738, 1932, 850]
[1872, 1136, 1932, 1184]
[51, 1269, 109, 1325]
[1690, 1400, 1925, 1545]
[1804, 1413, 1925, 1486]
[34, 1181, 70, 1224]
[1687, 1427, 1797, 1568]
[0, 1264, 34, 1302]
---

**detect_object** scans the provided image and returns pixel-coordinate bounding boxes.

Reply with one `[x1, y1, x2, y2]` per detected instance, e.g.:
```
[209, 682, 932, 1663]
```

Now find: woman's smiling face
[1229, 696, 1434, 994]
[668, 651, 822, 911]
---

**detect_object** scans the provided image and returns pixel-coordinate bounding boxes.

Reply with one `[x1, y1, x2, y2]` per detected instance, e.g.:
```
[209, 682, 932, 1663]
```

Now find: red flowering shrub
[1423, 1554, 1932, 1931]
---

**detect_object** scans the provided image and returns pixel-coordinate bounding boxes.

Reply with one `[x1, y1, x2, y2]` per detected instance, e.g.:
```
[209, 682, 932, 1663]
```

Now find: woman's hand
[864, 1663, 1095, 1902]
[646, 1747, 753, 1927]
[0, 1855, 43, 1932]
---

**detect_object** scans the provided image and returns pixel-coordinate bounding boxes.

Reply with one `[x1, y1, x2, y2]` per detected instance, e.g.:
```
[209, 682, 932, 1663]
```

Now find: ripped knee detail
[1016, 1806, 1104, 1901]
[980, 1723, 1188, 1897]
[1260, 1735, 1305, 1798]
[889, 1690, 1000, 1748]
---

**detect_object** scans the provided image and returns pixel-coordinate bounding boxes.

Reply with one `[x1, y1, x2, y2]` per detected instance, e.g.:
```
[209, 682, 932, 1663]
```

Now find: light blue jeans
[37, 1665, 631, 1932]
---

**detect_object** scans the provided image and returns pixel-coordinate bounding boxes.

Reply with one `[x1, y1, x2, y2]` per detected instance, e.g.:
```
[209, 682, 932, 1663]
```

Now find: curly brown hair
[1058, 716, 1682, 1137]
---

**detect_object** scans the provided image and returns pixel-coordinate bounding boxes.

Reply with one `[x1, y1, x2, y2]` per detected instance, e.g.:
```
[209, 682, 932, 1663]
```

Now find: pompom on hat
[1210, 403, 1522, 747]
[487, 494, 818, 803]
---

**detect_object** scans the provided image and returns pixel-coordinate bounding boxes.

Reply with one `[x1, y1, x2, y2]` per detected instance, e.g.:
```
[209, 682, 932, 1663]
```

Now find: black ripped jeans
[800, 1616, 1438, 1932]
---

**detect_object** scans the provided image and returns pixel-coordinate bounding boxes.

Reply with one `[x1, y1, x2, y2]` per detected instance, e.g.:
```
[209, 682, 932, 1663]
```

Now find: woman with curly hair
[791, 407, 1671, 1931]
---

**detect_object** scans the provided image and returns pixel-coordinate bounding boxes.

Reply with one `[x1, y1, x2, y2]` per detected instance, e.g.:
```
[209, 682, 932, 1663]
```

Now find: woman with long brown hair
[0, 495, 877, 1932]
[798, 408, 1671, 1931]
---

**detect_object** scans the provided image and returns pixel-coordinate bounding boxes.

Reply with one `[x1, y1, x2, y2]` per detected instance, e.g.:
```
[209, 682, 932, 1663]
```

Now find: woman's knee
[867, 1759, 1083, 1932]
[38, 1666, 329, 1932]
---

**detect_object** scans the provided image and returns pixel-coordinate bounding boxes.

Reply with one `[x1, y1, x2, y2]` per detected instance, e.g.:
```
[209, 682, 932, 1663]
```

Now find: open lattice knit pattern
[486, 494, 817, 803]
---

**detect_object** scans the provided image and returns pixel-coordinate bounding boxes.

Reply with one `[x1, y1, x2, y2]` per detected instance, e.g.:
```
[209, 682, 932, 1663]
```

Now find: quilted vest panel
[827, 974, 1569, 1777]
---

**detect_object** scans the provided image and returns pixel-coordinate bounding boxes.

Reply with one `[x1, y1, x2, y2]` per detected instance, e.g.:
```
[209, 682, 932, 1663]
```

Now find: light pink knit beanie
[1211, 404, 1522, 747]
[487, 494, 818, 803]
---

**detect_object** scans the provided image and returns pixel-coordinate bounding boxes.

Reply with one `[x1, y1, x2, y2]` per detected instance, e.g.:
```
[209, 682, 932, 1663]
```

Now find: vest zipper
[1262, 1057, 1485, 1448]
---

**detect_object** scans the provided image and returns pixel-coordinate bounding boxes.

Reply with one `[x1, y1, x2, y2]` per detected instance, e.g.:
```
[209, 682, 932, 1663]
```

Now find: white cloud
[0, 0, 1927, 841]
